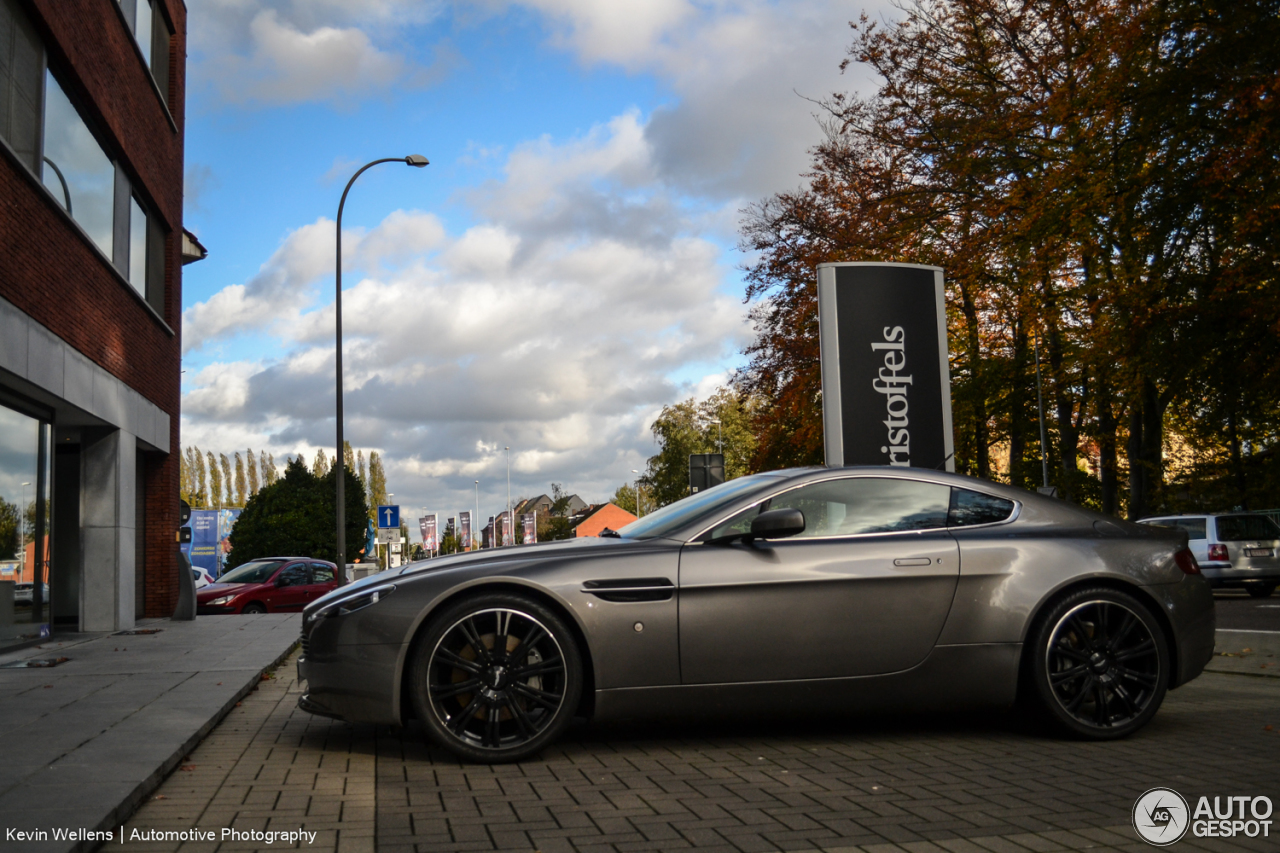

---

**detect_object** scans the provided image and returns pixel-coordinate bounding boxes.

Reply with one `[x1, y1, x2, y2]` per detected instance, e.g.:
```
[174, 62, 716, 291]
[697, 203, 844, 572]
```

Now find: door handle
[893, 557, 931, 567]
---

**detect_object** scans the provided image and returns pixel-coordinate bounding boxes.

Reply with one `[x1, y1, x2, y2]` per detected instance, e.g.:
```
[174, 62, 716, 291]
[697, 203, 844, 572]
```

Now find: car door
[307, 562, 340, 602]
[678, 475, 959, 684]
[268, 562, 313, 611]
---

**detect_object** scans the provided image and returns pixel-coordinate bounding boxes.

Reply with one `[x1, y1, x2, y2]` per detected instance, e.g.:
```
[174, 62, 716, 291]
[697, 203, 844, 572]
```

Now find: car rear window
[1145, 518, 1207, 539]
[1215, 515, 1280, 541]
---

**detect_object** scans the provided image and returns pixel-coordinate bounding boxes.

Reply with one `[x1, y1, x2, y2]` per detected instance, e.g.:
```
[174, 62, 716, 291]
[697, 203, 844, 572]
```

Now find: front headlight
[209, 595, 235, 606]
[312, 584, 396, 622]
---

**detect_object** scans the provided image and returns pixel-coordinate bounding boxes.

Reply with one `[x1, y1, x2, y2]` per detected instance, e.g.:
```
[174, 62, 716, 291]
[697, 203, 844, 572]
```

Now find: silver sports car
[298, 467, 1215, 762]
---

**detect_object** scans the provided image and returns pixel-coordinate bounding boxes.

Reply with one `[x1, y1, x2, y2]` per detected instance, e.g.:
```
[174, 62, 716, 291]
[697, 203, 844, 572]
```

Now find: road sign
[377, 505, 400, 529]
[377, 528, 401, 544]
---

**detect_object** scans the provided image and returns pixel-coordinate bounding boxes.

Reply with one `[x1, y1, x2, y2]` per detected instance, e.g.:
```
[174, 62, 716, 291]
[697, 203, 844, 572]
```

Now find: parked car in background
[13, 583, 49, 605]
[197, 558, 340, 614]
[1140, 513, 1280, 597]
[192, 567, 215, 589]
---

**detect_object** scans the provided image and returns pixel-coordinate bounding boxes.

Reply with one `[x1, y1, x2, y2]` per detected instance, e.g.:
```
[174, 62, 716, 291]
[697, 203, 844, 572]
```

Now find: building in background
[0, 0, 193, 649]
[570, 504, 638, 538]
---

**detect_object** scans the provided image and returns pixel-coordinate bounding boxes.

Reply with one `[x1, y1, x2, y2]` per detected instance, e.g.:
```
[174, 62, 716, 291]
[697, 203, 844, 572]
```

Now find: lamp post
[505, 447, 511, 547]
[20, 481, 30, 582]
[631, 469, 643, 518]
[334, 155, 428, 583]
[709, 417, 723, 454]
[474, 480, 479, 551]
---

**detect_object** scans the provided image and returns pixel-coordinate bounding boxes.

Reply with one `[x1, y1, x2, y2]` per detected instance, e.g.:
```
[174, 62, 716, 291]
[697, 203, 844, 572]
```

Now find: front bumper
[294, 639, 404, 726]
[196, 604, 238, 615]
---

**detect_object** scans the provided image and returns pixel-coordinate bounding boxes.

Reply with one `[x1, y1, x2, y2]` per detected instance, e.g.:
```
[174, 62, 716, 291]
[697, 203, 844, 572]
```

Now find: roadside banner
[816, 262, 954, 470]
[502, 511, 514, 547]
[522, 512, 536, 544]
[422, 514, 438, 553]
[459, 511, 472, 551]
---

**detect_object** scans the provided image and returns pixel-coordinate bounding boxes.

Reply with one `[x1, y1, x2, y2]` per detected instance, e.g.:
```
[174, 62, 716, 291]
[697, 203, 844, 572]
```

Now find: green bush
[227, 458, 368, 568]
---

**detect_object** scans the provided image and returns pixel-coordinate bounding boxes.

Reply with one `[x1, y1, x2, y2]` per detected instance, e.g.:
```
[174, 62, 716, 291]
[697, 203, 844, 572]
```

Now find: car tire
[241, 602, 267, 614]
[408, 592, 583, 763]
[1246, 584, 1276, 599]
[1027, 586, 1169, 739]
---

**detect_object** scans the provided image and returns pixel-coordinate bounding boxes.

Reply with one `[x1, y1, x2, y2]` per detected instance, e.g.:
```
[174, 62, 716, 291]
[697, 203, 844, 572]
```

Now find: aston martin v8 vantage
[298, 467, 1215, 762]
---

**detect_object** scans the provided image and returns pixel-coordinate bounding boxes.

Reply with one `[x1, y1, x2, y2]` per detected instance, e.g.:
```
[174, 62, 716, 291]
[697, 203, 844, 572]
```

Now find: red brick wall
[0, 0, 187, 617]
[574, 504, 639, 538]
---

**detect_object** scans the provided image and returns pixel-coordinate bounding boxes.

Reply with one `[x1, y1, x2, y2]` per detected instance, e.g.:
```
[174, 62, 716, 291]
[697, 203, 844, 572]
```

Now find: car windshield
[618, 473, 788, 540]
[218, 559, 285, 585]
[1216, 515, 1280, 542]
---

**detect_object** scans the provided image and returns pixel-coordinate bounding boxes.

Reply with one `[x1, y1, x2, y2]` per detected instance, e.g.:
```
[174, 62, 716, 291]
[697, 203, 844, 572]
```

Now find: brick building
[0, 0, 192, 649]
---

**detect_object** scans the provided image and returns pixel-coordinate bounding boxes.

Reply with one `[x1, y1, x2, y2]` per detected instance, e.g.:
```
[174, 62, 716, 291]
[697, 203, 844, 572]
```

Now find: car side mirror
[751, 508, 805, 539]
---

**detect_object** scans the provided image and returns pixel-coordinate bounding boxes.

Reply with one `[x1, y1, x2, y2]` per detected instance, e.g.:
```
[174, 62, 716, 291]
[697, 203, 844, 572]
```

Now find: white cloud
[189, 1, 455, 107]
[182, 115, 751, 513]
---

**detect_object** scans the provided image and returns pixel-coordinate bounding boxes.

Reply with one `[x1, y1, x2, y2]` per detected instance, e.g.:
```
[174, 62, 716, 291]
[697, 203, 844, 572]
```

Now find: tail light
[1208, 544, 1229, 562]
[1174, 548, 1201, 575]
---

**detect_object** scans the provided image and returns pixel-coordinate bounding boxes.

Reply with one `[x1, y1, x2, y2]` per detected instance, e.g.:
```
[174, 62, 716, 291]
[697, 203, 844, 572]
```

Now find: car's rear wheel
[1029, 587, 1169, 739]
[1246, 584, 1276, 599]
[409, 592, 582, 763]
[241, 602, 267, 614]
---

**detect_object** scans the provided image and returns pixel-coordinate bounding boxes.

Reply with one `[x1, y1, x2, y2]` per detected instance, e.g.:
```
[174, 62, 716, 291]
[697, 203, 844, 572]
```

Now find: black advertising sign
[817, 262, 954, 471]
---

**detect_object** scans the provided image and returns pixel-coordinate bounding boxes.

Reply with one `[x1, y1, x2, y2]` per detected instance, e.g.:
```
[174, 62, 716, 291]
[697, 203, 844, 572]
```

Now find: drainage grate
[0, 657, 71, 668]
[114, 628, 164, 636]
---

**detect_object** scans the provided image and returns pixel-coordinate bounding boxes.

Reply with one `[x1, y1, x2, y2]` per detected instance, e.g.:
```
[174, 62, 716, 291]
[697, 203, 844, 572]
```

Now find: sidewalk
[0, 614, 300, 853]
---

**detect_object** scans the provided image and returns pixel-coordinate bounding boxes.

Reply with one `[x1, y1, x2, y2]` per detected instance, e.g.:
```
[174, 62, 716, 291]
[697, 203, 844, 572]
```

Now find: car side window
[1174, 519, 1207, 540]
[276, 564, 310, 587]
[948, 488, 1016, 527]
[311, 563, 335, 583]
[710, 478, 950, 539]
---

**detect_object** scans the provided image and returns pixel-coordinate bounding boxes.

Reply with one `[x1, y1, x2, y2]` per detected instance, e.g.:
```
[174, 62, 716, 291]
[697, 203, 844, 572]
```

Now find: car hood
[197, 582, 250, 599]
[305, 537, 670, 614]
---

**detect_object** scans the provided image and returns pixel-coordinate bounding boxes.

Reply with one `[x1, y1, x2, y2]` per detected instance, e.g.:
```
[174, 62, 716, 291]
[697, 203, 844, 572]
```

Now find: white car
[192, 568, 215, 589]
[13, 583, 49, 604]
[1141, 513, 1280, 597]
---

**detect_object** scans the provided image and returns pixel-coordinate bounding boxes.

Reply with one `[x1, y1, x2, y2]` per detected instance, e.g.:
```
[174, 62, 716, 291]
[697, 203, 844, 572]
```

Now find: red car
[196, 557, 341, 614]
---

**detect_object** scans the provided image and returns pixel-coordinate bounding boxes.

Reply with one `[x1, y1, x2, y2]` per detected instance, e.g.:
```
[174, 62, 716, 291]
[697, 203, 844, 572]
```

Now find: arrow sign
[377, 505, 400, 529]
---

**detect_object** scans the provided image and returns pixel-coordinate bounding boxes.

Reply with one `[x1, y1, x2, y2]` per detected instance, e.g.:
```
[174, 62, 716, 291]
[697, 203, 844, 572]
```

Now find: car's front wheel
[409, 593, 583, 763]
[1028, 587, 1169, 739]
[241, 602, 267, 614]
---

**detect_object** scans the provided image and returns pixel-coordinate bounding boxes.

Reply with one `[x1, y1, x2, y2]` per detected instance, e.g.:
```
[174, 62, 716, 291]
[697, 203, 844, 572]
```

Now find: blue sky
[179, 0, 885, 528]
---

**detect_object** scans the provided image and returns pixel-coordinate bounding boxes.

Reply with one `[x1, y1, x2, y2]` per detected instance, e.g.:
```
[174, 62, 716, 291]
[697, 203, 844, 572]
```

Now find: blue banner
[181, 509, 241, 577]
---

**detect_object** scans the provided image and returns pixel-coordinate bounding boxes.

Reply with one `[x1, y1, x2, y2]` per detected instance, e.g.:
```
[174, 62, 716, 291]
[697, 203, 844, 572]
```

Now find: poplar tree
[263, 452, 277, 486]
[207, 451, 222, 508]
[220, 454, 234, 506]
[246, 448, 259, 496]
[313, 449, 330, 477]
[234, 452, 247, 506]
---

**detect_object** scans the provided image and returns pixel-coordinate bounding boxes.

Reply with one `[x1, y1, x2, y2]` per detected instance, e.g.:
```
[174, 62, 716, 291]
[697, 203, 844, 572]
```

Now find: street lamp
[334, 154, 428, 583]
[474, 480, 479, 551]
[20, 482, 30, 582]
[505, 447, 511, 547]
[631, 469, 643, 518]
[709, 417, 723, 454]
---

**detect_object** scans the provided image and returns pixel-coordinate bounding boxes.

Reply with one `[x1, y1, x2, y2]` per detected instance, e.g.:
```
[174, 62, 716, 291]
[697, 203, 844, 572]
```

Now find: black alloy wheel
[1029, 587, 1169, 739]
[410, 593, 582, 763]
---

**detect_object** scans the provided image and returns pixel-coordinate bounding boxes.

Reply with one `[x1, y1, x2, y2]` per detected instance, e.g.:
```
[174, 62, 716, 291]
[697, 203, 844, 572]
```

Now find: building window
[129, 196, 147, 296]
[119, 0, 171, 104]
[0, 0, 43, 173]
[42, 70, 115, 259]
[0, 399, 51, 653]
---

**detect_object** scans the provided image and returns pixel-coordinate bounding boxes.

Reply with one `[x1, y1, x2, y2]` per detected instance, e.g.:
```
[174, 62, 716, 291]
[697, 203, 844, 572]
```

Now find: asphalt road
[1212, 589, 1280, 631]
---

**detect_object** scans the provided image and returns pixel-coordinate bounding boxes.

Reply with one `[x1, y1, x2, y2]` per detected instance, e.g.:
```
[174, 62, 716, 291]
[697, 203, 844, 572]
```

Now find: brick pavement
[118, 650, 1280, 853]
